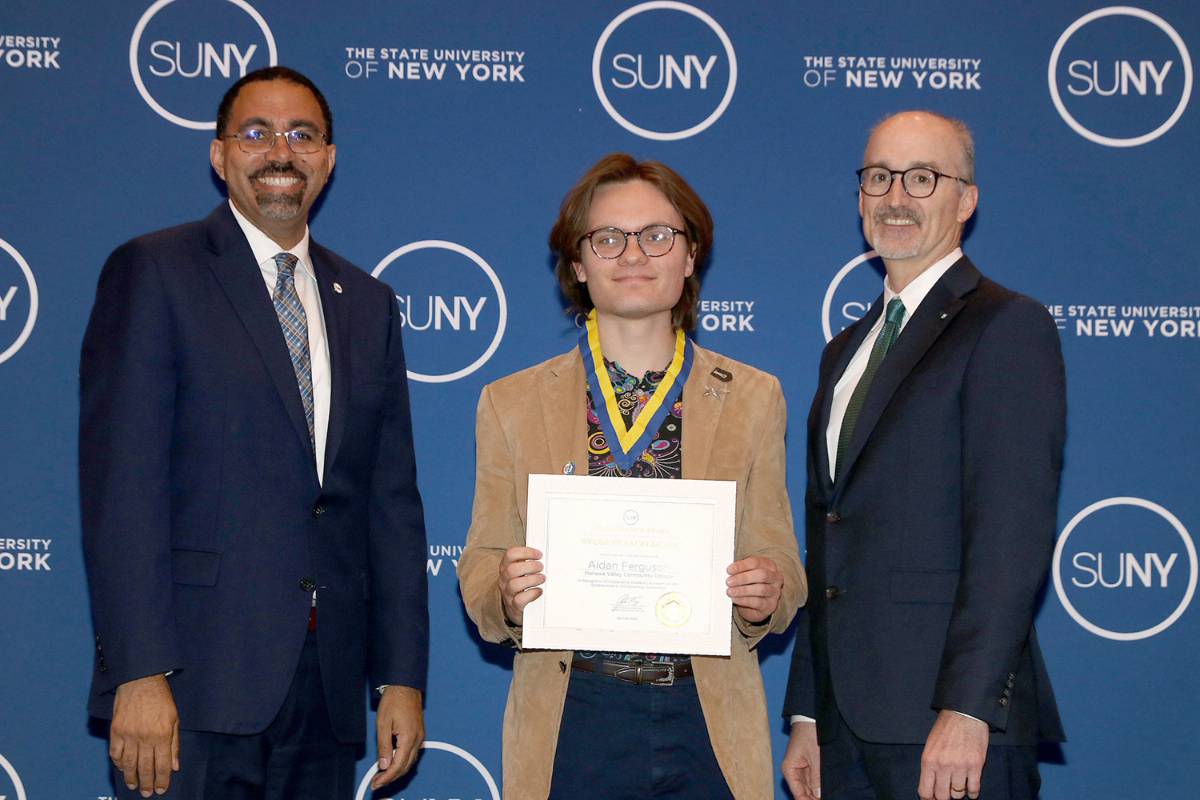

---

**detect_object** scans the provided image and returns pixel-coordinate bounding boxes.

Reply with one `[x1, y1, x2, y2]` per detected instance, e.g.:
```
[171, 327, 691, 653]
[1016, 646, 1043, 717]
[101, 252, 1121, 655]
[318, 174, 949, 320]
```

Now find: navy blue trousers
[548, 666, 734, 799]
[820, 707, 1040, 800]
[113, 631, 357, 800]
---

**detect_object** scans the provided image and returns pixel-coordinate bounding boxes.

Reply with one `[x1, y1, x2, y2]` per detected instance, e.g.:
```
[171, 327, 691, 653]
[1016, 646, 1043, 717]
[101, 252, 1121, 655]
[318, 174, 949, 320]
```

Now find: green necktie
[835, 298, 906, 482]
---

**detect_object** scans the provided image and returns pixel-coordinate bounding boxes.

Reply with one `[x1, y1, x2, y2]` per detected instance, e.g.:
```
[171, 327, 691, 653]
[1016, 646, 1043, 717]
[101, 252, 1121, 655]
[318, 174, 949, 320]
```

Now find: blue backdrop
[1, 1, 1197, 797]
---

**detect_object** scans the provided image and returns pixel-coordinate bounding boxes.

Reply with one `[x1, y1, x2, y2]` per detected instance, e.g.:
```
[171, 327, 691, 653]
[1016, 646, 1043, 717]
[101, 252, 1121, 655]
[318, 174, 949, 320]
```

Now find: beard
[869, 204, 922, 260]
[251, 165, 306, 221]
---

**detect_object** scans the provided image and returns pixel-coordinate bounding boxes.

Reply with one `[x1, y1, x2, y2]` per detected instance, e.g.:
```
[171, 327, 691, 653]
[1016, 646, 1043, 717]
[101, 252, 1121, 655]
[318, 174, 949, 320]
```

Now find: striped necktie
[835, 297, 906, 482]
[271, 252, 315, 448]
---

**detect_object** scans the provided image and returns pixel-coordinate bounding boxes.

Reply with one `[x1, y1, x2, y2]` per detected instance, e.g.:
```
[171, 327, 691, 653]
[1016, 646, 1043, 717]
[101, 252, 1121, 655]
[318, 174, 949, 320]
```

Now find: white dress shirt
[228, 200, 332, 484]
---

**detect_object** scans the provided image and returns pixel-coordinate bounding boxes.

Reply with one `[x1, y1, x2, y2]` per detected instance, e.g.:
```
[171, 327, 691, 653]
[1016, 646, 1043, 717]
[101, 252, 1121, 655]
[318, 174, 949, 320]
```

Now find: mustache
[250, 164, 306, 182]
[873, 205, 922, 225]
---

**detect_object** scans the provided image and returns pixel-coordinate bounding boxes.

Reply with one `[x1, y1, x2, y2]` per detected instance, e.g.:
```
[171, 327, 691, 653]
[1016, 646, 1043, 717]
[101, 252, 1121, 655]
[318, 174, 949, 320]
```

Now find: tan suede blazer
[459, 344, 806, 799]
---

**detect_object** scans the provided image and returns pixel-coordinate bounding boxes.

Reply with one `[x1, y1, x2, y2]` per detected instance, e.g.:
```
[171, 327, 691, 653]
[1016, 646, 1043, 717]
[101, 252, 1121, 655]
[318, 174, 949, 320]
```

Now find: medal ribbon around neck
[578, 310, 693, 472]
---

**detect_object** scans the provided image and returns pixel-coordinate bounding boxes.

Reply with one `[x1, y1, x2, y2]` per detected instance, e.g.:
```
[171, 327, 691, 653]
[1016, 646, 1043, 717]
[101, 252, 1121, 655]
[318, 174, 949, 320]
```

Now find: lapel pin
[709, 367, 732, 382]
[333, 282, 343, 294]
[703, 385, 729, 399]
[939, 311, 948, 319]
[563, 461, 575, 475]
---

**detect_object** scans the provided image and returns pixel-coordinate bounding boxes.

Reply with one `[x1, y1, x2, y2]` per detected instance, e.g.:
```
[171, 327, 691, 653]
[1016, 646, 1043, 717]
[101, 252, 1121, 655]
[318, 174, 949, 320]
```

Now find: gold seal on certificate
[521, 474, 736, 655]
[655, 592, 691, 628]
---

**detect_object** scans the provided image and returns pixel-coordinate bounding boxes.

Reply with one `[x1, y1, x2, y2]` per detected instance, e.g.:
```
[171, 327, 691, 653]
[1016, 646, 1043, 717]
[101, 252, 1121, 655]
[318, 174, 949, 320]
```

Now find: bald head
[867, 111, 975, 184]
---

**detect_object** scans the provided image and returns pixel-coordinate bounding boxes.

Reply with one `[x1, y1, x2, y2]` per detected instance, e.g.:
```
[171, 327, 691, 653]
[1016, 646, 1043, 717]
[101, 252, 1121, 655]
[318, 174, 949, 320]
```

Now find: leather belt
[571, 658, 693, 686]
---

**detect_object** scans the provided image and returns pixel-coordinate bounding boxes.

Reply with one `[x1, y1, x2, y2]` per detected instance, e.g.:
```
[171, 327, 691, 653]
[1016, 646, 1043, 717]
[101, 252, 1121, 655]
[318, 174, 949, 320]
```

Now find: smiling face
[209, 79, 336, 248]
[859, 112, 978, 283]
[572, 179, 695, 325]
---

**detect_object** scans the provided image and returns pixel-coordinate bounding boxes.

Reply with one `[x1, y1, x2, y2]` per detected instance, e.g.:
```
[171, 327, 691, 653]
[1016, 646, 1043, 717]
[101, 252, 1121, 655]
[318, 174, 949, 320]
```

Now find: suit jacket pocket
[171, 548, 221, 586]
[889, 569, 958, 604]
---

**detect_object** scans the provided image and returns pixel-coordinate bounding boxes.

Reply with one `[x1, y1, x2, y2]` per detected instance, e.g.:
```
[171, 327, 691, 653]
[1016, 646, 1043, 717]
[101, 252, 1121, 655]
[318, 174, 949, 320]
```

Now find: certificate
[521, 473, 736, 655]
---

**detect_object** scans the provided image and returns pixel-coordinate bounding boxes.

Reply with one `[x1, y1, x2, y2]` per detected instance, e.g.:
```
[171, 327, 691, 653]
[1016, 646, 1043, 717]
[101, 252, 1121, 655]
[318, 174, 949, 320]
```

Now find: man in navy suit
[782, 111, 1065, 800]
[80, 66, 428, 798]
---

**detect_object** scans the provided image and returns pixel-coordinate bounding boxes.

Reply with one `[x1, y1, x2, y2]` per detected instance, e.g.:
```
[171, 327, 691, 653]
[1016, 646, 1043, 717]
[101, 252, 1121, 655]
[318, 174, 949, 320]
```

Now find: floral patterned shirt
[576, 357, 689, 666]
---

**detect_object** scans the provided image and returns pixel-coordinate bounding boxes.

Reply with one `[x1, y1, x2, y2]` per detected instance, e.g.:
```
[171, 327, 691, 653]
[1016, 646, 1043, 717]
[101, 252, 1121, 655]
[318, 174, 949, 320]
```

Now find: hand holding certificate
[521, 474, 736, 655]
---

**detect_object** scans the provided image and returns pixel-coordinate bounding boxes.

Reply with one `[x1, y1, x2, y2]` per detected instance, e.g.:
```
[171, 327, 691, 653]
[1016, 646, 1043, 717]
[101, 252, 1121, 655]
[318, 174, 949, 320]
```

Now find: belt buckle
[649, 663, 675, 687]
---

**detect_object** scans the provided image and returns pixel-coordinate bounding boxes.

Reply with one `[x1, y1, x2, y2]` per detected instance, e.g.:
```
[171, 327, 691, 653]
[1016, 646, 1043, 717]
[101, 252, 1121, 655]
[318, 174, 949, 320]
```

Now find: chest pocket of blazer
[171, 548, 221, 586]
[889, 569, 958, 604]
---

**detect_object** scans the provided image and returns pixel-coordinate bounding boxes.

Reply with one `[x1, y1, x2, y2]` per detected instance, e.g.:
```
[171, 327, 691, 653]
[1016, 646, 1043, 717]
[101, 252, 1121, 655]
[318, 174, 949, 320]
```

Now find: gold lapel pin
[333, 282, 343, 294]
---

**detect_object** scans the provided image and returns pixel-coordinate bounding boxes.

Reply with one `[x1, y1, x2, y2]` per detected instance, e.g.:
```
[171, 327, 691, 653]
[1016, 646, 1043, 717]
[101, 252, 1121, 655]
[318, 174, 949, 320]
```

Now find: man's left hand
[371, 685, 424, 790]
[726, 556, 783, 624]
[918, 710, 988, 800]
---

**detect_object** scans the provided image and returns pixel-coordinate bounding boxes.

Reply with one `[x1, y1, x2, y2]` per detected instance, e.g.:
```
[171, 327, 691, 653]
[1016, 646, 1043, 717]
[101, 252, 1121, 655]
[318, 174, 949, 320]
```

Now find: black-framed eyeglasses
[857, 166, 970, 198]
[580, 225, 686, 259]
[224, 126, 327, 155]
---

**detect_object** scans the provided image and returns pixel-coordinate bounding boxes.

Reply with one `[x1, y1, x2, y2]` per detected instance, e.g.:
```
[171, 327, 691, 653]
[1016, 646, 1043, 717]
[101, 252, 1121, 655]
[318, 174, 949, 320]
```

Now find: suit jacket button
[825, 510, 841, 523]
[312, 504, 326, 518]
[299, 578, 317, 592]
[998, 696, 1009, 707]
[825, 586, 841, 600]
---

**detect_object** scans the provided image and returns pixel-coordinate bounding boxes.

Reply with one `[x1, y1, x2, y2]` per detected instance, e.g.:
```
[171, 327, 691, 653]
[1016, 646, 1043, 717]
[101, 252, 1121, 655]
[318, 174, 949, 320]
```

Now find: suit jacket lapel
[203, 205, 316, 470]
[682, 344, 725, 481]
[814, 296, 882, 496]
[312, 243, 349, 476]
[833, 258, 980, 498]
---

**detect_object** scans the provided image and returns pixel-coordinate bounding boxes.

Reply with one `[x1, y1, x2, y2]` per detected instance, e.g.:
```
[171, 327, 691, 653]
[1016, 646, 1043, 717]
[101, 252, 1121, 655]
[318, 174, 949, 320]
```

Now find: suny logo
[593, 1, 737, 141]
[0, 238, 39, 366]
[130, 0, 277, 129]
[821, 251, 884, 342]
[1048, 6, 1193, 147]
[1053, 496, 1197, 641]
[355, 740, 499, 800]
[0, 752, 27, 800]
[372, 241, 507, 384]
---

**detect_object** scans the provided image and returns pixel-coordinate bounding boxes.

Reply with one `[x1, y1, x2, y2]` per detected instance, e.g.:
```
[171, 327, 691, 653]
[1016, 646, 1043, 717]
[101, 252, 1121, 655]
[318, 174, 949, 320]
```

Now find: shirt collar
[227, 199, 314, 278]
[882, 247, 962, 328]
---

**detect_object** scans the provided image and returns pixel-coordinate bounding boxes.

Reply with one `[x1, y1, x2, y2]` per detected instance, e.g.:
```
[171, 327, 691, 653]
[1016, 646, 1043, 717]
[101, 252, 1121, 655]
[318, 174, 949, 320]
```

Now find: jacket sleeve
[80, 241, 182, 695]
[931, 298, 1066, 729]
[366, 287, 430, 692]
[733, 375, 807, 648]
[459, 383, 526, 646]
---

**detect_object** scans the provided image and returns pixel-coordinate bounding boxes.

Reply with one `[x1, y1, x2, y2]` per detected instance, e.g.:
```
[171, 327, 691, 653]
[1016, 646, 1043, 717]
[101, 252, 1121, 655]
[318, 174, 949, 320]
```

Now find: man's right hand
[498, 546, 544, 625]
[110, 674, 179, 797]
[782, 721, 821, 799]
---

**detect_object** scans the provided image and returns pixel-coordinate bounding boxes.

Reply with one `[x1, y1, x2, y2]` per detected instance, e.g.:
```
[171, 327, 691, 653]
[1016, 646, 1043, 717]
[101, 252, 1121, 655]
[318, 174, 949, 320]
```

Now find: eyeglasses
[857, 166, 970, 198]
[224, 126, 327, 155]
[580, 225, 686, 259]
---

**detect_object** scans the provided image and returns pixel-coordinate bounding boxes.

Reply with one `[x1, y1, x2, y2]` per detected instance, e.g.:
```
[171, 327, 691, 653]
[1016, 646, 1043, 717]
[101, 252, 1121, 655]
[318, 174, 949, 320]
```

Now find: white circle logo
[1048, 6, 1193, 147]
[372, 240, 507, 384]
[1053, 496, 1197, 641]
[821, 251, 883, 342]
[0, 752, 28, 800]
[0, 238, 39, 366]
[130, 0, 277, 130]
[592, 1, 737, 141]
[355, 740, 500, 800]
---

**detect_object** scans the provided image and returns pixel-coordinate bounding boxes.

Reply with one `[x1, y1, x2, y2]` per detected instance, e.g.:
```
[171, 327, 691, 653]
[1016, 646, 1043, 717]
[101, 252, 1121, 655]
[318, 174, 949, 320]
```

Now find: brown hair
[549, 153, 713, 331]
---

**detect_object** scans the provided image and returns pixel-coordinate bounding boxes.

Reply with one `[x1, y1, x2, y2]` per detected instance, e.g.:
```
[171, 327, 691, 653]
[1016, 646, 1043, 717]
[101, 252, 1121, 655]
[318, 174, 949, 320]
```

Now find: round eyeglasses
[857, 166, 970, 199]
[580, 225, 686, 259]
[224, 126, 327, 155]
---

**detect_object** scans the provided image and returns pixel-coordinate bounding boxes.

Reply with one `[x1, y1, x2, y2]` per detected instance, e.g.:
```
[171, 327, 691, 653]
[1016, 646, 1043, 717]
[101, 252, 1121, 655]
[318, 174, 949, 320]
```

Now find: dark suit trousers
[113, 632, 357, 800]
[820, 702, 1040, 800]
